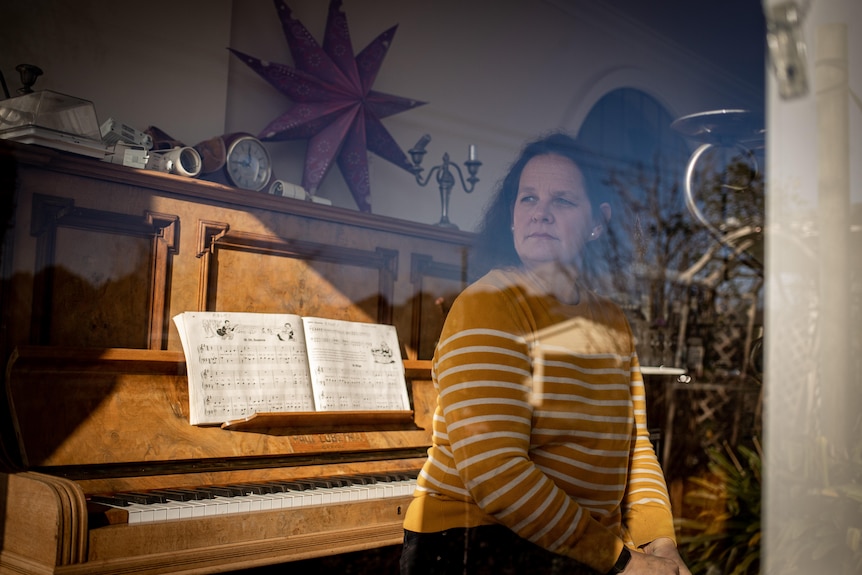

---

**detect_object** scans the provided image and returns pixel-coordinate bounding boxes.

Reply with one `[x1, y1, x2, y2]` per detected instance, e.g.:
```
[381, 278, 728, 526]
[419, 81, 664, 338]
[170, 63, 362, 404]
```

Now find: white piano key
[164, 501, 182, 521]
[205, 497, 231, 516]
[271, 491, 299, 509]
[125, 503, 155, 524]
[222, 497, 241, 515]
[246, 495, 262, 512]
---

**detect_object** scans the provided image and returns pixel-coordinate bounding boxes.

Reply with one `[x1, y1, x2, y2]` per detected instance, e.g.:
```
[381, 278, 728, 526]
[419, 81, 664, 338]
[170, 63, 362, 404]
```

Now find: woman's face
[512, 153, 604, 270]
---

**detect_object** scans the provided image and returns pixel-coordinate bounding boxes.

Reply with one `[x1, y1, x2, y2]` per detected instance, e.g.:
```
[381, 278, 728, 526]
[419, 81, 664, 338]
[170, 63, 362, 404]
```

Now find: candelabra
[408, 134, 481, 229]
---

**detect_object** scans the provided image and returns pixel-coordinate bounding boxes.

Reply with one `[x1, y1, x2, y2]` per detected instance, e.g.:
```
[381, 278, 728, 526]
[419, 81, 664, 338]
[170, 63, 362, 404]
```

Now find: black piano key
[257, 483, 286, 494]
[183, 488, 216, 500]
[340, 475, 376, 485]
[90, 494, 131, 507]
[198, 487, 228, 497]
[160, 488, 215, 500]
[363, 474, 392, 483]
[113, 492, 166, 505]
[261, 483, 291, 493]
[191, 488, 218, 499]
[223, 485, 253, 496]
[260, 482, 290, 493]
[150, 487, 217, 500]
[331, 476, 356, 486]
[231, 483, 271, 495]
[136, 491, 171, 503]
[326, 477, 352, 487]
[149, 489, 199, 502]
[371, 473, 399, 483]
[272, 480, 314, 491]
[205, 486, 245, 497]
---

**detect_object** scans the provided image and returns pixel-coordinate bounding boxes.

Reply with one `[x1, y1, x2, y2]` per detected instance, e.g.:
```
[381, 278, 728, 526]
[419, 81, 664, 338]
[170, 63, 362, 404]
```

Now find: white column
[764, 1, 861, 574]
[816, 23, 851, 447]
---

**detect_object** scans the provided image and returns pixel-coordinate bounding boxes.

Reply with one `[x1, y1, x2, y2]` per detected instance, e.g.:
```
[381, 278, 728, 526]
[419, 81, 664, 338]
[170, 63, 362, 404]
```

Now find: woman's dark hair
[469, 131, 615, 284]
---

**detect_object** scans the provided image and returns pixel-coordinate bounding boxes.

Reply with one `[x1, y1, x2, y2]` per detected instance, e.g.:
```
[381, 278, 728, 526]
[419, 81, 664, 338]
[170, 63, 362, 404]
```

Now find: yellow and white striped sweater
[403, 268, 676, 573]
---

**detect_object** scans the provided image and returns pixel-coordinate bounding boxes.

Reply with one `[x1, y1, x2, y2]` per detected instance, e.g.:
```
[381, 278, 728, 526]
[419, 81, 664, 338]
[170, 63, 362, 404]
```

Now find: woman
[401, 133, 690, 575]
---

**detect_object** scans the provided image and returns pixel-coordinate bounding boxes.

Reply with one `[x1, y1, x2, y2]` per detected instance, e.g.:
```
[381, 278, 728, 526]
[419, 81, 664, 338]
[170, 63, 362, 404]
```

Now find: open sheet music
[173, 312, 410, 425]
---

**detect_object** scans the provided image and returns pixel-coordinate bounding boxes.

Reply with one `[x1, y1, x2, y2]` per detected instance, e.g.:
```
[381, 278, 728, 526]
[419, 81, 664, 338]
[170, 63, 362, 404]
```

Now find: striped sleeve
[621, 353, 676, 547]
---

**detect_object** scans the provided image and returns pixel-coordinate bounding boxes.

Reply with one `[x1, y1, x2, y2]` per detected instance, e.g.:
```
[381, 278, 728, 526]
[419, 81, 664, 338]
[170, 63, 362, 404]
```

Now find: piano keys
[89, 471, 418, 525]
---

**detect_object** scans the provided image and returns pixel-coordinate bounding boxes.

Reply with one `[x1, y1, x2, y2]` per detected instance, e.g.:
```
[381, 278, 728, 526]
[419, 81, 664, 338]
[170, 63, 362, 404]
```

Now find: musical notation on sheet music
[175, 312, 317, 424]
[174, 312, 411, 425]
[302, 317, 410, 412]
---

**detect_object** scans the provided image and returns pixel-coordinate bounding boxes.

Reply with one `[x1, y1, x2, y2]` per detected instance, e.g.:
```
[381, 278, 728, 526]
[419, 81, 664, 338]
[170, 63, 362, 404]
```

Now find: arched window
[577, 87, 688, 182]
[577, 88, 698, 371]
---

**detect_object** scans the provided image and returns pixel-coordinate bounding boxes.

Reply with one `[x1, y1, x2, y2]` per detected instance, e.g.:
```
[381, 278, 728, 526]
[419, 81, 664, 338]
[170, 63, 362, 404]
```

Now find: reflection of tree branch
[604, 153, 765, 376]
[608, 155, 764, 291]
[676, 225, 762, 286]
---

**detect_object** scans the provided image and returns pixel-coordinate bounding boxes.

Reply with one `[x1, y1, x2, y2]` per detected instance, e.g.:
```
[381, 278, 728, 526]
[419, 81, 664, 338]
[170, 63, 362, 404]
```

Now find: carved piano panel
[29, 193, 178, 350]
[0, 141, 471, 573]
[198, 224, 399, 326]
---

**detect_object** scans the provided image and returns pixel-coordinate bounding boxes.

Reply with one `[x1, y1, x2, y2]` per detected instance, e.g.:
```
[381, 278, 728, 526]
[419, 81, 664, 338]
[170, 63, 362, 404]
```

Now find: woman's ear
[590, 203, 612, 240]
[599, 202, 612, 224]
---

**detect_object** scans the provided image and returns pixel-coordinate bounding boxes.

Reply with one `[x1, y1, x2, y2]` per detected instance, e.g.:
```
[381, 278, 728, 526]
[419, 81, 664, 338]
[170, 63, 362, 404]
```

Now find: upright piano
[0, 142, 473, 573]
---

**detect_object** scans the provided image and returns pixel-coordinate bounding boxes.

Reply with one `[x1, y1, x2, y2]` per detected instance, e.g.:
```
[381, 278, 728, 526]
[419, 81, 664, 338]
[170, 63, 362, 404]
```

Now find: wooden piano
[0, 142, 472, 573]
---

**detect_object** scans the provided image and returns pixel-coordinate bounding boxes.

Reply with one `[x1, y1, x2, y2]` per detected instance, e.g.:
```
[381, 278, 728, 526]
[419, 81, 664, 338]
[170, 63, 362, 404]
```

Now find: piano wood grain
[6, 347, 433, 469]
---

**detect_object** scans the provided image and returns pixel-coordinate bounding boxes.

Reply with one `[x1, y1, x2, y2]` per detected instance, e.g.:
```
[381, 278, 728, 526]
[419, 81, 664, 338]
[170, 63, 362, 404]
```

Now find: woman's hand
[624, 538, 691, 575]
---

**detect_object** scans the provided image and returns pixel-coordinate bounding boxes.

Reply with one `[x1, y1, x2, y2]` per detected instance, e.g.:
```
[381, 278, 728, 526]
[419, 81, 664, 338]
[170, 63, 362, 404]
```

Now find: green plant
[675, 440, 762, 575]
[675, 429, 862, 575]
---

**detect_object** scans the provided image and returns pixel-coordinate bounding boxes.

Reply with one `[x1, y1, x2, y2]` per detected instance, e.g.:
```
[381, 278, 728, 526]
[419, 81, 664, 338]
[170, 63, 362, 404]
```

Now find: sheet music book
[173, 312, 410, 426]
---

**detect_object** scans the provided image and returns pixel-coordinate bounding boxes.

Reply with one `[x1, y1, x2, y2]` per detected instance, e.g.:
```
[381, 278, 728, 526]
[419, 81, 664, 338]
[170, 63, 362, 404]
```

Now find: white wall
[224, 0, 762, 229]
[1, 0, 761, 231]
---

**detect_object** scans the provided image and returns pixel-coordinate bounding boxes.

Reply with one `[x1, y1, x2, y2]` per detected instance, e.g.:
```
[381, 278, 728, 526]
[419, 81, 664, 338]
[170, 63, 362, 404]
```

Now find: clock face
[225, 136, 272, 191]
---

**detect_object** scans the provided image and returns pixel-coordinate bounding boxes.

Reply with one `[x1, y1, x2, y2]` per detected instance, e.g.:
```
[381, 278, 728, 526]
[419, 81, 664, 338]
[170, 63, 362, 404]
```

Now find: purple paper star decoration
[230, 0, 425, 212]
